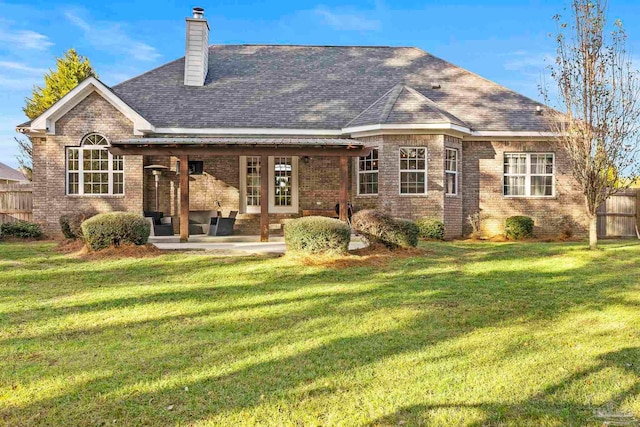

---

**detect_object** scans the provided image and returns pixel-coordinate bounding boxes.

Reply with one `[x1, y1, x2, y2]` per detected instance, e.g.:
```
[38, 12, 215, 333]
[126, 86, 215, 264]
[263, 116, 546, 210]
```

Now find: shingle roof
[0, 162, 28, 182]
[346, 84, 469, 128]
[112, 45, 548, 132]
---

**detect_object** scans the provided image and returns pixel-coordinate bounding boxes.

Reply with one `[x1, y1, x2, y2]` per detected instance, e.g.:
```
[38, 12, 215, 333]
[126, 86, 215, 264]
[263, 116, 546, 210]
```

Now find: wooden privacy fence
[597, 189, 639, 238]
[0, 183, 33, 224]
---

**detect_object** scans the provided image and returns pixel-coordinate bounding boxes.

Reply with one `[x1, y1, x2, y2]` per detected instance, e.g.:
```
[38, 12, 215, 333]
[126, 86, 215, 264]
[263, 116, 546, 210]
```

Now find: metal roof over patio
[109, 137, 370, 157]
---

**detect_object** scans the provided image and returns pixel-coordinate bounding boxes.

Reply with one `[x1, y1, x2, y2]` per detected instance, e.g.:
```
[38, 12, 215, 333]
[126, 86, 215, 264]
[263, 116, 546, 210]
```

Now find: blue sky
[0, 0, 639, 168]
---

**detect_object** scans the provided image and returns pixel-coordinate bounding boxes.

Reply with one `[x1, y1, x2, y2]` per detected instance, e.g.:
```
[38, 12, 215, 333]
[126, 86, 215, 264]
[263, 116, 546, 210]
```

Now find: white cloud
[0, 28, 53, 51]
[314, 7, 381, 31]
[0, 75, 39, 90]
[65, 10, 160, 62]
[0, 61, 47, 74]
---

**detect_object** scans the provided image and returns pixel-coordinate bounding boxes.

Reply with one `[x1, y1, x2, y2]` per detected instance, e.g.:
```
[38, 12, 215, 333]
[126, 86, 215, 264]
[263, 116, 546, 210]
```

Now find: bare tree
[542, 0, 640, 249]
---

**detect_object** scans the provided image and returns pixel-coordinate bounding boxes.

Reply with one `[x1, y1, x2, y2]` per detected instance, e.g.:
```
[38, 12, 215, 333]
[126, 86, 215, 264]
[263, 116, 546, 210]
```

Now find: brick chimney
[184, 7, 209, 86]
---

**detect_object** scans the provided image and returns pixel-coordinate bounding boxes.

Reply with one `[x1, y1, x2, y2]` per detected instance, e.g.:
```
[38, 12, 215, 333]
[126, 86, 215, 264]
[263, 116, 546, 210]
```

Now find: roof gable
[29, 77, 153, 135]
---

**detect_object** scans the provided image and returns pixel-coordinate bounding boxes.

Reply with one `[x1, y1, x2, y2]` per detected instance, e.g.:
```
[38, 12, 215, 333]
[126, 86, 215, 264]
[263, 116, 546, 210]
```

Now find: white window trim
[399, 146, 428, 196]
[239, 156, 261, 214]
[66, 134, 125, 196]
[503, 152, 555, 198]
[445, 148, 459, 196]
[239, 156, 299, 214]
[356, 148, 379, 196]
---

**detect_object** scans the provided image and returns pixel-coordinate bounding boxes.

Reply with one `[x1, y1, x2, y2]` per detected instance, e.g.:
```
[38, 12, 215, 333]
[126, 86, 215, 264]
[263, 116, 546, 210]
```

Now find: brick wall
[443, 135, 463, 238]
[33, 92, 143, 236]
[462, 140, 587, 237]
[352, 134, 446, 223]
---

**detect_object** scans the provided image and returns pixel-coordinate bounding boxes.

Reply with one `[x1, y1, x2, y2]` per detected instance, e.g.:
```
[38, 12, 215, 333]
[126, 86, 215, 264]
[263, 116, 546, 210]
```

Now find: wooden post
[339, 156, 348, 222]
[179, 155, 189, 242]
[260, 155, 269, 242]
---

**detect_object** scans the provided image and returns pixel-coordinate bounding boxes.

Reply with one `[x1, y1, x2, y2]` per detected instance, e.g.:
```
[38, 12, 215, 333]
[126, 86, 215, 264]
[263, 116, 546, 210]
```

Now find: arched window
[66, 133, 124, 195]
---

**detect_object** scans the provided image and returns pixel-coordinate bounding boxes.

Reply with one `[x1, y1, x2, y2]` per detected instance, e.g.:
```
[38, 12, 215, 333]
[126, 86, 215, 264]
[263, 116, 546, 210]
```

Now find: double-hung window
[66, 133, 124, 195]
[504, 153, 554, 197]
[357, 148, 379, 195]
[399, 147, 427, 194]
[445, 148, 458, 195]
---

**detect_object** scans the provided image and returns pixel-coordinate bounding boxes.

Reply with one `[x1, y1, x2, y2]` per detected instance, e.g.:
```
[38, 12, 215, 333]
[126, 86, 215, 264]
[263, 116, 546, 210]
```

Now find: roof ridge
[401, 86, 450, 122]
[381, 84, 406, 123]
[344, 83, 403, 128]
[399, 86, 470, 127]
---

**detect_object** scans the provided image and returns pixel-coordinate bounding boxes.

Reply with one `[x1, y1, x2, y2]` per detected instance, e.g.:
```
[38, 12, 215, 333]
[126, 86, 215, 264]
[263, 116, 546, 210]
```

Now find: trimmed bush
[60, 210, 97, 240]
[505, 216, 534, 240]
[81, 212, 151, 251]
[416, 218, 445, 240]
[0, 221, 43, 239]
[284, 216, 351, 255]
[394, 219, 420, 248]
[59, 215, 74, 239]
[351, 210, 419, 249]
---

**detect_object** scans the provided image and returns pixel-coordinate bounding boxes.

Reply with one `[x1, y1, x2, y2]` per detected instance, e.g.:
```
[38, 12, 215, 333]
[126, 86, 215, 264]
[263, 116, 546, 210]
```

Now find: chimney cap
[192, 7, 205, 19]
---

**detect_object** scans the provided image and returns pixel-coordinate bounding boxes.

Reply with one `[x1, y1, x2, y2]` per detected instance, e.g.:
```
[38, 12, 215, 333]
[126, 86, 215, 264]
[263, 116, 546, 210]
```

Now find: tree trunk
[589, 214, 598, 250]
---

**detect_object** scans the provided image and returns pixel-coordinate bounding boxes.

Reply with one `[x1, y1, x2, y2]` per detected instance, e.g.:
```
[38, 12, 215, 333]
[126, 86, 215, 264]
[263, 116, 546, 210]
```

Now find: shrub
[0, 221, 43, 239]
[416, 218, 445, 240]
[60, 210, 97, 240]
[351, 210, 419, 249]
[59, 215, 74, 239]
[81, 212, 151, 251]
[505, 216, 534, 240]
[394, 219, 420, 248]
[284, 216, 351, 255]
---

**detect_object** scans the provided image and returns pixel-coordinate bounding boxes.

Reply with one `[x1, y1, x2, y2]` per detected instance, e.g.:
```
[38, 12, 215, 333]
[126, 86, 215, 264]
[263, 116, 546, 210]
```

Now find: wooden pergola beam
[260, 155, 269, 242]
[109, 146, 371, 157]
[179, 155, 189, 242]
[339, 156, 348, 222]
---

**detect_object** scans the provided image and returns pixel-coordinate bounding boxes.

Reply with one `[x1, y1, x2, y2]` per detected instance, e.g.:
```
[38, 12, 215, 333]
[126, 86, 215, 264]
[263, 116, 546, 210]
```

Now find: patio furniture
[144, 211, 174, 236]
[188, 210, 220, 235]
[208, 211, 238, 236]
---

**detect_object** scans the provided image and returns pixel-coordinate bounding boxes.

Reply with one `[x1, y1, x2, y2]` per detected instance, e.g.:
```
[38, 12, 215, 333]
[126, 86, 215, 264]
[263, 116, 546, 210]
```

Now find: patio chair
[144, 211, 174, 236]
[189, 210, 217, 235]
[208, 211, 238, 236]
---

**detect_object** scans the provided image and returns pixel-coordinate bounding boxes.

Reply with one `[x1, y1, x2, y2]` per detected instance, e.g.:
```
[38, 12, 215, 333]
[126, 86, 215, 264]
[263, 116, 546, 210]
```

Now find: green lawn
[1, 241, 640, 426]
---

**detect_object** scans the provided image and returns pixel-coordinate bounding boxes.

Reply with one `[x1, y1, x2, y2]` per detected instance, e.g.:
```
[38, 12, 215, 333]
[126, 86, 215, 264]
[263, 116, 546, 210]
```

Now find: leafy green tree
[17, 49, 97, 178]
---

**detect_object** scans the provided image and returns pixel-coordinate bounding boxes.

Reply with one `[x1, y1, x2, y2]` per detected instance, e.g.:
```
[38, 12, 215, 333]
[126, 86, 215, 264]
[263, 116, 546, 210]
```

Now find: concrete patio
[149, 235, 368, 255]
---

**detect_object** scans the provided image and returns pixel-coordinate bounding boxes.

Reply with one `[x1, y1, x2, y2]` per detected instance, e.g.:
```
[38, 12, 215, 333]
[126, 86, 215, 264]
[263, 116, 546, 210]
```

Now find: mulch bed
[56, 240, 162, 259]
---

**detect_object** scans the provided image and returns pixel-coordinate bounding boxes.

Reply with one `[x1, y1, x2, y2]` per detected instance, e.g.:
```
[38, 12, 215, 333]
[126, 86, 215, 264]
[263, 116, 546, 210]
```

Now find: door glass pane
[274, 157, 292, 206]
[246, 157, 261, 207]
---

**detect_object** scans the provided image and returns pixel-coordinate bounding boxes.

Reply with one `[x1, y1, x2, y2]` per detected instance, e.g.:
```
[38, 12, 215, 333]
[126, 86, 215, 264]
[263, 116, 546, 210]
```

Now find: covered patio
[109, 137, 371, 242]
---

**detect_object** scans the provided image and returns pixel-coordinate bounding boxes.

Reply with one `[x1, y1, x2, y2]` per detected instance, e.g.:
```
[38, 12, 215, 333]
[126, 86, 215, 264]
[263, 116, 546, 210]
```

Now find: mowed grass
[1, 241, 640, 426]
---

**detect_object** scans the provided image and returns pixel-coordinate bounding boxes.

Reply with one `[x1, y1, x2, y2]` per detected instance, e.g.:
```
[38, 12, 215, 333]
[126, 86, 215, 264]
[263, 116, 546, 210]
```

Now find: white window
[504, 153, 555, 197]
[66, 133, 124, 196]
[445, 148, 458, 195]
[399, 147, 427, 194]
[357, 148, 379, 195]
[239, 156, 299, 213]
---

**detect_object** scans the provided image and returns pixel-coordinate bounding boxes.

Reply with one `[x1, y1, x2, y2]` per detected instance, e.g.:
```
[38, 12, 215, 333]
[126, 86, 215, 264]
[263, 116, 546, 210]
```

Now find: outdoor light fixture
[144, 164, 169, 212]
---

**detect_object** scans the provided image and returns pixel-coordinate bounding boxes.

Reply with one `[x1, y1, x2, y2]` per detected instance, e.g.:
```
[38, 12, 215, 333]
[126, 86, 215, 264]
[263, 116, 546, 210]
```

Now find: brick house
[17, 7, 586, 241]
